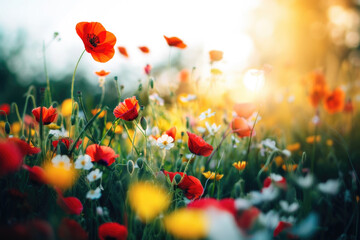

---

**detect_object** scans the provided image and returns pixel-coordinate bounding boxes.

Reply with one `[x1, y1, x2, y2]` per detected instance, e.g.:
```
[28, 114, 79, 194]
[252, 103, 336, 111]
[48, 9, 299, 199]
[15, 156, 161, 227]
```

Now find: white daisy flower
[279, 200, 299, 213]
[49, 128, 69, 138]
[156, 134, 175, 150]
[86, 187, 101, 200]
[179, 94, 197, 103]
[51, 155, 72, 169]
[258, 210, 280, 229]
[296, 174, 314, 189]
[75, 154, 93, 170]
[87, 169, 103, 182]
[199, 108, 216, 121]
[149, 93, 165, 106]
[318, 179, 341, 195]
[205, 122, 221, 136]
[197, 126, 206, 134]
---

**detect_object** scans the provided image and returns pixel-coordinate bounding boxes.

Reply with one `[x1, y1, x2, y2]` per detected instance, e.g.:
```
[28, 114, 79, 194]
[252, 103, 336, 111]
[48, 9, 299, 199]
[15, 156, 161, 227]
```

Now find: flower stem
[245, 111, 260, 161]
[70, 50, 86, 109]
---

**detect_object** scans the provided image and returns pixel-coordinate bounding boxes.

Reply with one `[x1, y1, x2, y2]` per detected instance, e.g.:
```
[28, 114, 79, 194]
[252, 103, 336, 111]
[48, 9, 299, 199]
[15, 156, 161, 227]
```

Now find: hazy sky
[0, 0, 262, 87]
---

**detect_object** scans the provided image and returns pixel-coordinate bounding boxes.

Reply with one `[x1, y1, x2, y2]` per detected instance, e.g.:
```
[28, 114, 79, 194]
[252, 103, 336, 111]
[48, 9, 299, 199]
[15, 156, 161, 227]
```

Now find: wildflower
[165, 126, 176, 140]
[75, 154, 93, 170]
[202, 171, 224, 181]
[282, 164, 298, 171]
[23, 165, 48, 185]
[231, 117, 254, 138]
[106, 122, 123, 134]
[250, 185, 280, 204]
[209, 50, 223, 62]
[286, 142, 301, 152]
[52, 138, 81, 151]
[211, 68, 222, 75]
[326, 139, 333, 146]
[32, 106, 57, 125]
[98, 222, 128, 240]
[117, 46, 129, 58]
[44, 163, 77, 190]
[179, 69, 190, 82]
[233, 102, 256, 119]
[188, 198, 237, 216]
[86, 144, 119, 166]
[149, 93, 164, 106]
[61, 99, 73, 117]
[86, 187, 102, 200]
[0, 141, 24, 177]
[205, 122, 221, 136]
[49, 128, 69, 138]
[296, 174, 314, 188]
[144, 64, 151, 75]
[187, 132, 213, 157]
[128, 182, 170, 221]
[0, 103, 10, 115]
[164, 35, 187, 48]
[52, 155, 72, 169]
[279, 201, 299, 213]
[318, 179, 341, 195]
[164, 208, 208, 239]
[274, 156, 284, 167]
[274, 221, 292, 237]
[47, 123, 61, 130]
[178, 94, 197, 103]
[8, 137, 41, 155]
[324, 87, 345, 114]
[91, 108, 106, 118]
[233, 161, 247, 171]
[113, 96, 140, 121]
[76, 22, 116, 63]
[95, 70, 110, 77]
[86, 169, 102, 182]
[344, 98, 354, 113]
[163, 170, 204, 200]
[236, 207, 260, 230]
[307, 71, 328, 108]
[11, 122, 21, 135]
[56, 189, 83, 215]
[306, 135, 321, 144]
[157, 134, 175, 150]
[263, 173, 287, 189]
[139, 46, 150, 53]
[58, 218, 89, 240]
[199, 109, 216, 121]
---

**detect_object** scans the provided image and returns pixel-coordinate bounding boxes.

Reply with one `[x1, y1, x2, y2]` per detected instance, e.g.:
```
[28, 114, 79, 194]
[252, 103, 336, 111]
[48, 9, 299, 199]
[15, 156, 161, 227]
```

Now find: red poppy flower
[231, 117, 254, 138]
[144, 64, 151, 75]
[187, 132, 213, 157]
[98, 222, 128, 240]
[233, 103, 256, 119]
[324, 87, 345, 114]
[209, 50, 223, 62]
[76, 22, 117, 63]
[86, 144, 119, 166]
[8, 137, 41, 155]
[188, 198, 236, 216]
[164, 36, 187, 49]
[179, 69, 190, 82]
[23, 165, 48, 185]
[113, 96, 140, 121]
[236, 207, 260, 230]
[163, 170, 203, 200]
[0, 141, 24, 177]
[52, 138, 81, 150]
[118, 46, 129, 58]
[58, 218, 88, 240]
[307, 71, 328, 108]
[0, 103, 10, 115]
[95, 70, 110, 77]
[274, 221, 292, 237]
[139, 46, 150, 53]
[56, 189, 83, 215]
[32, 106, 57, 125]
[165, 127, 176, 141]
[263, 175, 287, 190]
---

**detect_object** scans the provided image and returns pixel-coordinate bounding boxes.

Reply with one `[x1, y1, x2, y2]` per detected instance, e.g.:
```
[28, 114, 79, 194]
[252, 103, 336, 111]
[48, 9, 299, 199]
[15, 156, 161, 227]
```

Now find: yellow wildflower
[11, 122, 21, 135]
[211, 68, 222, 75]
[164, 208, 208, 239]
[326, 139, 333, 146]
[106, 122, 123, 134]
[202, 171, 223, 181]
[306, 135, 321, 144]
[274, 156, 284, 167]
[43, 163, 77, 190]
[61, 99, 73, 117]
[233, 161, 247, 171]
[91, 108, 106, 118]
[128, 182, 170, 222]
[282, 164, 298, 172]
[47, 123, 61, 130]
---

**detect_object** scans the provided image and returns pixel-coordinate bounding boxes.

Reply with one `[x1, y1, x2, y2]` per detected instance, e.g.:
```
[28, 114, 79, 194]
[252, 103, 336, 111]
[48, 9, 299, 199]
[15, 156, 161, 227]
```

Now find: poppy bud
[71, 115, 76, 125]
[5, 122, 10, 134]
[20, 135, 26, 141]
[48, 133, 54, 139]
[52, 102, 58, 108]
[150, 78, 154, 89]
[186, 117, 190, 129]
[120, 85, 124, 90]
[79, 118, 84, 128]
[140, 117, 147, 130]
[114, 76, 118, 81]
[62, 117, 67, 129]
[181, 131, 185, 137]
[138, 83, 143, 91]
[174, 174, 182, 185]
[136, 158, 143, 169]
[127, 160, 135, 175]
[140, 105, 144, 111]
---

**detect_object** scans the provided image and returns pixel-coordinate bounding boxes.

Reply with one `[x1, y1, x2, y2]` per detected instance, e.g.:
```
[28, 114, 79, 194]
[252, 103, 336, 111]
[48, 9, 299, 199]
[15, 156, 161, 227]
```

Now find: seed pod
[136, 158, 144, 169]
[5, 122, 10, 134]
[174, 174, 182, 185]
[140, 117, 147, 130]
[127, 160, 135, 175]
[59, 141, 68, 155]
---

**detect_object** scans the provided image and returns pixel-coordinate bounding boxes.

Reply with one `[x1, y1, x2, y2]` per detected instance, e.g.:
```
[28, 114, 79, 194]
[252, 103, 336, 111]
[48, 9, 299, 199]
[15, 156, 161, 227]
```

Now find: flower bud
[127, 160, 135, 175]
[140, 117, 147, 130]
[136, 158, 144, 169]
[174, 174, 182, 185]
[150, 78, 154, 89]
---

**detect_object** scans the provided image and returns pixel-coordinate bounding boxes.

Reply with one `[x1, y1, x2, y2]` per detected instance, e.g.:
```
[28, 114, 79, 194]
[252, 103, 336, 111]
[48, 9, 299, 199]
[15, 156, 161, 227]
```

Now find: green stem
[11, 103, 22, 125]
[43, 41, 52, 104]
[70, 50, 86, 108]
[122, 121, 140, 155]
[245, 111, 260, 161]
[21, 95, 36, 136]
